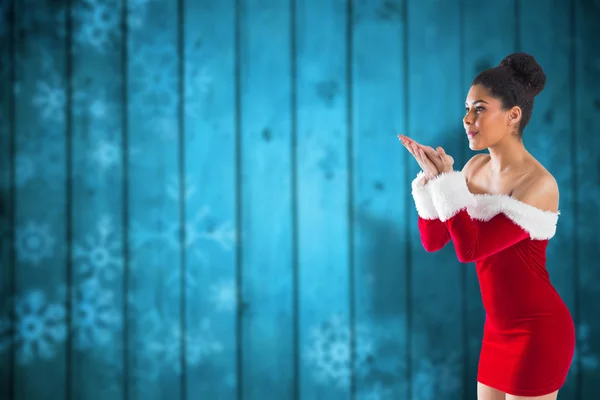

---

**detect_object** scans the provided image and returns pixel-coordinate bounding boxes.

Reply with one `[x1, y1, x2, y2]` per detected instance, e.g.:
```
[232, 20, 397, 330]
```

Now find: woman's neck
[487, 135, 530, 174]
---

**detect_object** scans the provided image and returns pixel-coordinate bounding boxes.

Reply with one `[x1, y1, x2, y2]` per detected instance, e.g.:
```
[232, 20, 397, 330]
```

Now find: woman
[398, 52, 575, 400]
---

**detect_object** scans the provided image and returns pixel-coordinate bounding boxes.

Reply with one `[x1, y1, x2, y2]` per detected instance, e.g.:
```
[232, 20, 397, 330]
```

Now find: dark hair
[471, 52, 546, 137]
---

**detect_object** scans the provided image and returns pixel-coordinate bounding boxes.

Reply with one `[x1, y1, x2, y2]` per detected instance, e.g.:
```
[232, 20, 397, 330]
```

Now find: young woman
[398, 52, 575, 400]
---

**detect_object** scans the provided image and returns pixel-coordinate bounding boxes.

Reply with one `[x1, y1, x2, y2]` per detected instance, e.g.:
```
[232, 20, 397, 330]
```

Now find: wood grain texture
[0, 2, 598, 399]
[183, 0, 238, 398]
[126, 0, 183, 398]
[351, 0, 409, 398]
[68, 0, 127, 398]
[575, 0, 600, 398]
[295, 0, 351, 398]
[0, 1, 14, 398]
[238, 1, 295, 398]
[407, 0, 465, 398]
[12, 0, 69, 398]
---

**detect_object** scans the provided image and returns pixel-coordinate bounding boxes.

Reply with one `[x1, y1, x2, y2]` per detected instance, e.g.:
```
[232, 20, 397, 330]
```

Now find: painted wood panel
[11, 0, 69, 398]
[238, 1, 295, 398]
[351, 0, 409, 398]
[574, 0, 600, 398]
[183, 0, 238, 398]
[0, 1, 15, 398]
[0, 1, 597, 400]
[406, 0, 465, 398]
[68, 0, 127, 398]
[295, 1, 351, 399]
[125, 0, 183, 398]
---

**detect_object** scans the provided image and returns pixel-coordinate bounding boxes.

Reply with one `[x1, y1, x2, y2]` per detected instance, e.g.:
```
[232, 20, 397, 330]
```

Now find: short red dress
[411, 170, 576, 396]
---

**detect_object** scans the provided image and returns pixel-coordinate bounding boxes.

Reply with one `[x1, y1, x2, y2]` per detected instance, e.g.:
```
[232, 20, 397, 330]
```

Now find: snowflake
[15, 221, 56, 266]
[11, 290, 67, 365]
[89, 139, 121, 172]
[73, 215, 123, 281]
[140, 312, 223, 375]
[209, 280, 237, 312]
[129, 205, 236, 257]
[71, 278, 121, 350]
[130, 37, 179, 118]
[32, 78, 66, 122]
[304, 314, 374, 389]
[72, 0, 120, 52]
[31, 73, 87, 124]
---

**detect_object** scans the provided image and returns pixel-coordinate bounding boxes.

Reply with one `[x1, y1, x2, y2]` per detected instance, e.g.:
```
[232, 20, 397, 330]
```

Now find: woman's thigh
[478, 382, 505, 400]
[505, 390, 559, 400]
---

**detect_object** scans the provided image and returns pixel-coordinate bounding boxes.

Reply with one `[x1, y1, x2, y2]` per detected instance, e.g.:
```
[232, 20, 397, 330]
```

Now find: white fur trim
[427, 171, 477, 222]
[426, 170, 560, 240]
[411, 171, 438, 219]
[467, 194, 559, 240]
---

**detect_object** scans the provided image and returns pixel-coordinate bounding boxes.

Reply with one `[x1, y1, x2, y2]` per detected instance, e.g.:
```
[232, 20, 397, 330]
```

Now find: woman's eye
[475, 106, 485, 112]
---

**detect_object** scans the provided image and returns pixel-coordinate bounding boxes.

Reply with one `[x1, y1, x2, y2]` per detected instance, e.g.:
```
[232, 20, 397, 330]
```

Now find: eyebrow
[465, 99, 489, 106]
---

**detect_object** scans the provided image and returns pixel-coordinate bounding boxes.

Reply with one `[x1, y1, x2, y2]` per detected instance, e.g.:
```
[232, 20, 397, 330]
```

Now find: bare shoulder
[461, 153, 490, 180]
[513, 168, 559, 213]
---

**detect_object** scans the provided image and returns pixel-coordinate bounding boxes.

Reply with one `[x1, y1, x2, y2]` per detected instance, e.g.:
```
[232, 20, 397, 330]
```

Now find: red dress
[411, 170, 575, 396]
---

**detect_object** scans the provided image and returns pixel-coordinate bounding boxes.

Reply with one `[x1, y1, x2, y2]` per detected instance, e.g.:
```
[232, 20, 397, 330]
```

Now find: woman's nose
[463, 112, 474, 126]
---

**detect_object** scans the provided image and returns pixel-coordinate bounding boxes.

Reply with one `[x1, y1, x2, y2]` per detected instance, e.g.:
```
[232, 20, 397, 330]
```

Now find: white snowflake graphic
[304, 314, 375, 389]
[209, 280, 237, 312]
[11, 290, 67, 365]
[89, 139, 121, 172]
[73, 215, 123, 282]
[70, 278, 121, 350]
[15, 221, 56, 266]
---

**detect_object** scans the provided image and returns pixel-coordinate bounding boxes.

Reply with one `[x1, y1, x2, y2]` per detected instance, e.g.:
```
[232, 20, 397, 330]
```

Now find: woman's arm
[411, 171, 451, 252]
[426, 170, 559, 263]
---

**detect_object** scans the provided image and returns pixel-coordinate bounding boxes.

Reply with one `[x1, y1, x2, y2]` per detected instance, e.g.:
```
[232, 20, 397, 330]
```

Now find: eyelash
[465, 106, 485, 113]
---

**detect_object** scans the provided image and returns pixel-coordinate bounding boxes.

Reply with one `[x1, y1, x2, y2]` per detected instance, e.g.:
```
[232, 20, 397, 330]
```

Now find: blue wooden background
[0, 0, 598, 399]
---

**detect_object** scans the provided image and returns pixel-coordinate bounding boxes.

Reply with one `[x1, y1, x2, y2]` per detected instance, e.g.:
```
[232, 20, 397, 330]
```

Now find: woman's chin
[468, 138, 485, 151]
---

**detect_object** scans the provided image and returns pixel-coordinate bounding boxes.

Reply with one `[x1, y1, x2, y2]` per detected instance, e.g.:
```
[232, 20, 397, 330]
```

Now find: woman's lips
[467, 131, 479, 138]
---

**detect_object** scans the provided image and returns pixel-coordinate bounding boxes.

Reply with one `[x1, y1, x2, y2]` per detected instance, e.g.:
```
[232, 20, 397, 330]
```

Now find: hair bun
[499, 52, 546, 97]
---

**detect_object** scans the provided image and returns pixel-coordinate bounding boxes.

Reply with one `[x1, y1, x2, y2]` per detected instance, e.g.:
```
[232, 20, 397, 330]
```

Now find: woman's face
[463, 84, 516, 151]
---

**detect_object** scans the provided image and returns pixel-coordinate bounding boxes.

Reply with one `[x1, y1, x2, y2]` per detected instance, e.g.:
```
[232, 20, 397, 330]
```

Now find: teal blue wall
[0, 0, 598, 399]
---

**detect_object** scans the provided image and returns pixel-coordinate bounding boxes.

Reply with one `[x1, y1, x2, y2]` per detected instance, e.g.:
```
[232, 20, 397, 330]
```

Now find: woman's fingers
[398, 134, 441, 178]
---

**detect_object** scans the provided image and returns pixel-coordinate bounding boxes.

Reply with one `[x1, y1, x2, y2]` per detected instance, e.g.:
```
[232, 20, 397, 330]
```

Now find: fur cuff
[427, 170, 476, 222]
[411, 171, 438, 220]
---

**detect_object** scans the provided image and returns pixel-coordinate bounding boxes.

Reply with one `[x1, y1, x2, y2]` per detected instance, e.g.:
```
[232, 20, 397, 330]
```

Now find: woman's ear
[507, 106, 522, 127]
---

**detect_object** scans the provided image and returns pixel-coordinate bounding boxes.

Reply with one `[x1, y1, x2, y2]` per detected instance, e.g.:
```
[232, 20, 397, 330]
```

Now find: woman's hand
[398, 134, 440, 180]
[434, 146, 454, 173]
[398, 135, 455, 178]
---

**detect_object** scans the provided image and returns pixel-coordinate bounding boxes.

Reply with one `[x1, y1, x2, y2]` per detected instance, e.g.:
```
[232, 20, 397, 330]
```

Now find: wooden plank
[126, 1, 183, 398]
[11, 0, 69, 398]
[238, 1, 295, 398]
[68, 0, 127, 398]
[0, 1, 14, 398]
[518, 2, 579, 398]
[574, 0, 600, 398]
[407, 0, 464, 398]
[460, 3, 516, 398]
[295, 0, 351, 398]
[351, 0, 408, 398]
[182, 0, 238, 398]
